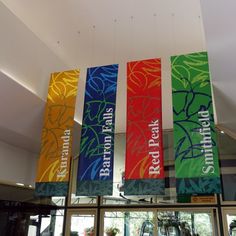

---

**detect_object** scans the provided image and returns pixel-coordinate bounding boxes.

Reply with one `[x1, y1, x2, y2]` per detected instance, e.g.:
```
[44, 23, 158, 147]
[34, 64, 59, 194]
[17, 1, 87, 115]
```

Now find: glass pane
[70, 157, 97, 206]
[27, 225, 37, 236]
[157, 210, 213, 236]
[226, 213, 236, 236]
[39, 210, 64, 236]
[194, 213, 213, 236]
[218, 130, 236, 202]
[40, 216, 51, 233]
[27, 215, 39, 236]
[51, 197, 66, 206]
[70, 214, 95, 236]
[103, 211, 154, 236]
[54, 210, 64, 236]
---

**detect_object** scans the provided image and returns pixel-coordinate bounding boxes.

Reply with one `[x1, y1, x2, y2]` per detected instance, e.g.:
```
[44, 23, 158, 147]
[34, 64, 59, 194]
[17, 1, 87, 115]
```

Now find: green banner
[171, 51, 221, 194]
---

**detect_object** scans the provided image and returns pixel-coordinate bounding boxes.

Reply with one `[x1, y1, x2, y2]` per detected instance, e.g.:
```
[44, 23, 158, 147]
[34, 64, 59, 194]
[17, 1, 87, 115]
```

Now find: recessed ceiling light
[220, 130, 225, 134]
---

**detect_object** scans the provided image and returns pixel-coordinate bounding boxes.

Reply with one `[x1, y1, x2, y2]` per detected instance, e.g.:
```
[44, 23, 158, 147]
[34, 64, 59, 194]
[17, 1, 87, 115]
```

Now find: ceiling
[1, 0, 206, 134]
[1, 0, 236, 157]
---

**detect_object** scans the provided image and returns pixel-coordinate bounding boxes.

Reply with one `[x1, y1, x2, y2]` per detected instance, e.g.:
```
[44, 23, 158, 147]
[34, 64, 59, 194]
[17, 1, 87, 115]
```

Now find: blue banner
[76, 64, 118, 196]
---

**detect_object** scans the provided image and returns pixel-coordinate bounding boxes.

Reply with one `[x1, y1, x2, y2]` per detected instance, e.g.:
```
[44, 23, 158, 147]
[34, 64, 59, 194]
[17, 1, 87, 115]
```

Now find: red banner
[125, 58, 164, 195]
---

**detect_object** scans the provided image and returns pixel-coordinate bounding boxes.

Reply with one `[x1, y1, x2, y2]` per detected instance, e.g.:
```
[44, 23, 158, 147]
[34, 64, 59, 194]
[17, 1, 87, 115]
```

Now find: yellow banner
[36, 70, 79, 187]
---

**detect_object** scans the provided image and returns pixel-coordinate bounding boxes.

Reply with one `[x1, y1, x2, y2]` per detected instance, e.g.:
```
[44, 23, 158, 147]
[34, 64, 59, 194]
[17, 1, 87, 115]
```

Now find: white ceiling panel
[1, 0, 206, 133]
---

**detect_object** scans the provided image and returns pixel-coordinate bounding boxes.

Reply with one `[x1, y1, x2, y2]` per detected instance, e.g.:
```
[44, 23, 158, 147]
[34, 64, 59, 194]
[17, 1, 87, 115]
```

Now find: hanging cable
[171, 12, 176, 55]
[90, 24, 96, 66]
[113, 18, 117, 64]
[198, 14, 206, 52]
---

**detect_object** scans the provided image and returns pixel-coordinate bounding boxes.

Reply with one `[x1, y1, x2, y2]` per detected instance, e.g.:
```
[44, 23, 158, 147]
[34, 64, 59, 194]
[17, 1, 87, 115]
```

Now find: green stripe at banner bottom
[35, 182, 68, 196]
[77, 180, 113, 196]
[124, 179, 165, 195]
[176, 177, 221, 194]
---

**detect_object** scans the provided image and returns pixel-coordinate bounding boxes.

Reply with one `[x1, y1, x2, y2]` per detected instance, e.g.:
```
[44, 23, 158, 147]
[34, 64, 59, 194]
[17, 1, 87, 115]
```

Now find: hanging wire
[153, 12, 159, 57]
[128, 0, 137, 61]
[130, 15, 135, 60]
[171, 12, 176, 55]
[90, 24, 96, 66]
[113, 18, 118, 64]
[198, 14, 206, 52]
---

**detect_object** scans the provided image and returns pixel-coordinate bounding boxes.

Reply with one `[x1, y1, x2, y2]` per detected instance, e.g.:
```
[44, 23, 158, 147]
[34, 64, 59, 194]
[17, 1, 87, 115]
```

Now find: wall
[0, 140, 38, 186]
[0, 1, 69, 99]
[200, 0, 236, 133]
[0, 3, 82, 186]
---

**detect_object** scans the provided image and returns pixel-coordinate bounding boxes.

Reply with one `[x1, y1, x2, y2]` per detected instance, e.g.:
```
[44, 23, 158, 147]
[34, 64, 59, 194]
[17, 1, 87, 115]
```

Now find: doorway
[66, 209, 97, 236]
[101, 208, 217, 236]
[222, 207, 236, 236]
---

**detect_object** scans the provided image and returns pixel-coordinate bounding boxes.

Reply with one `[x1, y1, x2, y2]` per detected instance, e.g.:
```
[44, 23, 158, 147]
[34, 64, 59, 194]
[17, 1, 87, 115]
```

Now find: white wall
[0, 139, 38, 186]
[0, 3, 82, 186]
[200, 0, 236, 133]
[0, 2, 69, 99]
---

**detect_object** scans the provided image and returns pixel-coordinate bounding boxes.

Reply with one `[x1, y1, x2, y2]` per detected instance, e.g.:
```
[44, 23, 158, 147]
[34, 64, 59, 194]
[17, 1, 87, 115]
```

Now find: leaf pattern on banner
[76, 180, 113, 196]
[127, 59, 161, 94]
[35, 182, 68, 196]
[36, 70, 79, 185]
[127, 155, 149, 179]
[171, 52, 221, 194]
[176, 177, 221, 194]
[124, 179, 165, 195]
[38, 159, 62, 182]
[48, 71, 79, 102]
[77, 65, 118, 196]
[128, 97, 161, 121]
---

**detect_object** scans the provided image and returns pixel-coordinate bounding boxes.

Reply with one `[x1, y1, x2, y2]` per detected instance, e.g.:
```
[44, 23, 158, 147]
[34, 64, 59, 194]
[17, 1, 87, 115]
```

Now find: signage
[76, 64, 118, 196]
[125, 58, 165, 195]
[171, 51, 221, 194]
[36, 69, 80, 196]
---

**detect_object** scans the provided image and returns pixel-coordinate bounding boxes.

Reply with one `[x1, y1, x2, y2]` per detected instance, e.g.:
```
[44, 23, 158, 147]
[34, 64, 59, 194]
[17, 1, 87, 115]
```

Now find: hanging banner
[76, 64, 118, 196]
[124, 58, 165, 195]
[171, 51, 221, 194]
[35, 69, 80, 196]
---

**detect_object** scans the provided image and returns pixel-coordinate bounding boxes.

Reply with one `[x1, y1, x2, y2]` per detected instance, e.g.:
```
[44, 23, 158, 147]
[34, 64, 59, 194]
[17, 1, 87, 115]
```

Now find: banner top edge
[127, 58, 161, 64]
[50, 69, 80, 75]
[170, 51, 208, 60]
[87, 64, 119, 70]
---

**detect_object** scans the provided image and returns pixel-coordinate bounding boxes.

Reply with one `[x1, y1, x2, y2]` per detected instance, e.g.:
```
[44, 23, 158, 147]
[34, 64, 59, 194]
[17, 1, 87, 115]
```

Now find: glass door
[102, 210, 156, 236]
[222, 207, 236, 236]
[65, 209, 97, 236]
[101, 208, 216, 236]
[156, 209, 216, 236]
